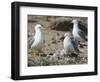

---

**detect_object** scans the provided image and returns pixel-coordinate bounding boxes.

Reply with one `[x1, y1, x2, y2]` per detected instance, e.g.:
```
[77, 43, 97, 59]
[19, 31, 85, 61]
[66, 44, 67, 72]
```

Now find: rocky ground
[28, 15, 88, 66]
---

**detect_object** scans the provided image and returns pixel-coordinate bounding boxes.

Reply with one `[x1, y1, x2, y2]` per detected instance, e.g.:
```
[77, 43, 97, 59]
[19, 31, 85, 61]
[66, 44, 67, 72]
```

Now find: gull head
[35, 24, 46, 31]
[72, 19, 78, 24]
[35, 24, 42, 30]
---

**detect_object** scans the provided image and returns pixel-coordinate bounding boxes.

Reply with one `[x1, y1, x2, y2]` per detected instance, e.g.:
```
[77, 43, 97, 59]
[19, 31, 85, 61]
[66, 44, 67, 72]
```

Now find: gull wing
[28, 33, 34, 48]
[70, 38, 79, 53]
[78, 30, 87, 41]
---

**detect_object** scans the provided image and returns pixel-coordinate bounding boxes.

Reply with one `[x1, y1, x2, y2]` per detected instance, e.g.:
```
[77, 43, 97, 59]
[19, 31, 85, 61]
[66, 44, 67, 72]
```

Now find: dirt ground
[28, 15, 88, 66]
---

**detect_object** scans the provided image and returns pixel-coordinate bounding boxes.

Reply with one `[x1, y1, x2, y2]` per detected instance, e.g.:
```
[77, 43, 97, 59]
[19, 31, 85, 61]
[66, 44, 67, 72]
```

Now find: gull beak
[41, 25, 47, 30]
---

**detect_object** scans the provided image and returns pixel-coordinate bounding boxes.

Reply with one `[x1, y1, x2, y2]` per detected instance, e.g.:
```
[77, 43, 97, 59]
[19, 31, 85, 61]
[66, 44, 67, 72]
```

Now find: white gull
[31, 24, 45, 51]
[63, 33, 79, 54]
[72, 19, 87, 42]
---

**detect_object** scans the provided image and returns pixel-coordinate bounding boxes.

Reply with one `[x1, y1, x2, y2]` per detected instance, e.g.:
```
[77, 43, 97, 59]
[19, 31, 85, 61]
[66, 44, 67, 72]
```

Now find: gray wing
[70, 38, 79, 53]
[28, 33, 34, 48]
[78, 30, 87, 41]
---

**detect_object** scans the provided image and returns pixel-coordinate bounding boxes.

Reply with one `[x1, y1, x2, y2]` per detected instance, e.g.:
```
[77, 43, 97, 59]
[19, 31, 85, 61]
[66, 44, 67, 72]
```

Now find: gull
[30, 24, 45, 51]
[63, 32, 79, 54]
[72, 19, 87, 42]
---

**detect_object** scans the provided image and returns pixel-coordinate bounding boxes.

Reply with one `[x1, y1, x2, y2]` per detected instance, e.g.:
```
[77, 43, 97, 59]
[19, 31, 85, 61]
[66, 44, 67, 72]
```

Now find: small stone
[57, 33, 60, 36]
[39, 53, 47, 57]
[49, 53, 53, 55]
[59, 36, 64, 41]
[52, 40, 56, 44]
[70, 53, 78, 57]
[52, 37, 55, 40]
[48, 44, 50, 46]
[79, 44, 84, 48]
[58, 40, 60, 43]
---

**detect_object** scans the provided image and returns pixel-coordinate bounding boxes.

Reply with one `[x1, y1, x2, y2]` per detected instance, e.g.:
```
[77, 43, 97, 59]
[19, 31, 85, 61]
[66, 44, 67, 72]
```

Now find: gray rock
[51, 40, 56, 44]
[48, 18, 72, 31]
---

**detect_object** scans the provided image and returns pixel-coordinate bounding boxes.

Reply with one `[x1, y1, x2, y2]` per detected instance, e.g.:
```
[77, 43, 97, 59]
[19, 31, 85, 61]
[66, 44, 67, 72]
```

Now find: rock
[52, 37, 55, 40]
[49, 53, 53, 55]
[51, 40, 56, 44]
[79, 42, 87, 48]
[48, 44, 50, 46]
[57, 32, 60, 36]
[79, 44, 84, 48]
[69, 53, 78, 57]
[57, 40, 60, 43]
[39, 53, 47, 57]
[48, 18, 72, 31]
[59, 36, 64, 41]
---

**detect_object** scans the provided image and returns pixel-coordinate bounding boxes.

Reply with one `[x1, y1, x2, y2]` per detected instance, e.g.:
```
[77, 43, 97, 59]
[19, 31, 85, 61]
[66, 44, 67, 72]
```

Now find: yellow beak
[41, 25, 47, 30]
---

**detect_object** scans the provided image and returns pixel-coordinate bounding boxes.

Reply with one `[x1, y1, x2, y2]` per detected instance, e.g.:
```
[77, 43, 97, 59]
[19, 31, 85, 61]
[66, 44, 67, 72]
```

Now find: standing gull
[72, 19, 87, 42]
[31, 24, 45, 51]
[63, 33, 79, 55]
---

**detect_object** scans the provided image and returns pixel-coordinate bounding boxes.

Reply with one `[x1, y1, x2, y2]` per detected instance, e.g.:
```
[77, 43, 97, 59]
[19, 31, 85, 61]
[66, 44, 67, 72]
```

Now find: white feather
[31, 24, 45, 50]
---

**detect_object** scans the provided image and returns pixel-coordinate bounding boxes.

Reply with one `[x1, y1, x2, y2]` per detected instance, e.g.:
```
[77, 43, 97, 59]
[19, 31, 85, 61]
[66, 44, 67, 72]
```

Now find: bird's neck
[65, 36, 70, 41]
[73, 23, 79, 30]
[35, 29, 43, 36]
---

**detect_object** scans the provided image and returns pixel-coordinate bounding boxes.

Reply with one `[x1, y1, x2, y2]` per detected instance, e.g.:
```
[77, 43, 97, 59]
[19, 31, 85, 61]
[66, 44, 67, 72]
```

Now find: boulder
[48, 18, 72, 31]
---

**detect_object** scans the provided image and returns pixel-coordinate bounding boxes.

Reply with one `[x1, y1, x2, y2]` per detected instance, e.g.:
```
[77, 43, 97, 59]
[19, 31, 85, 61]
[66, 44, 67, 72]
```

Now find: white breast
[31, 28, 45, 50]
[64, 36, 74, 53]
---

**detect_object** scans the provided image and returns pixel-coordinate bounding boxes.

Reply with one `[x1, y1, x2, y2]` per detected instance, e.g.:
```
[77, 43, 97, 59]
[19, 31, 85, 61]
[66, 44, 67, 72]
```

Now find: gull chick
[31, 24, 45, 51]
[63, 32, 79, 54]
[72, 19, 87, 42]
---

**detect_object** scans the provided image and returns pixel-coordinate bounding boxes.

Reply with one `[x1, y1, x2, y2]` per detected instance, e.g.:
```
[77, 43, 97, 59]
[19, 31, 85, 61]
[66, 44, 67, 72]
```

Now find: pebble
[52, 40, 56, 44]
[59, 36, 64, 41]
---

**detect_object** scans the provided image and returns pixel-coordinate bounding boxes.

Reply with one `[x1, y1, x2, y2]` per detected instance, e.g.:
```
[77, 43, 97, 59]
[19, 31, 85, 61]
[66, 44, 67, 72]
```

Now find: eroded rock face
[48, 19, 73, 31]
